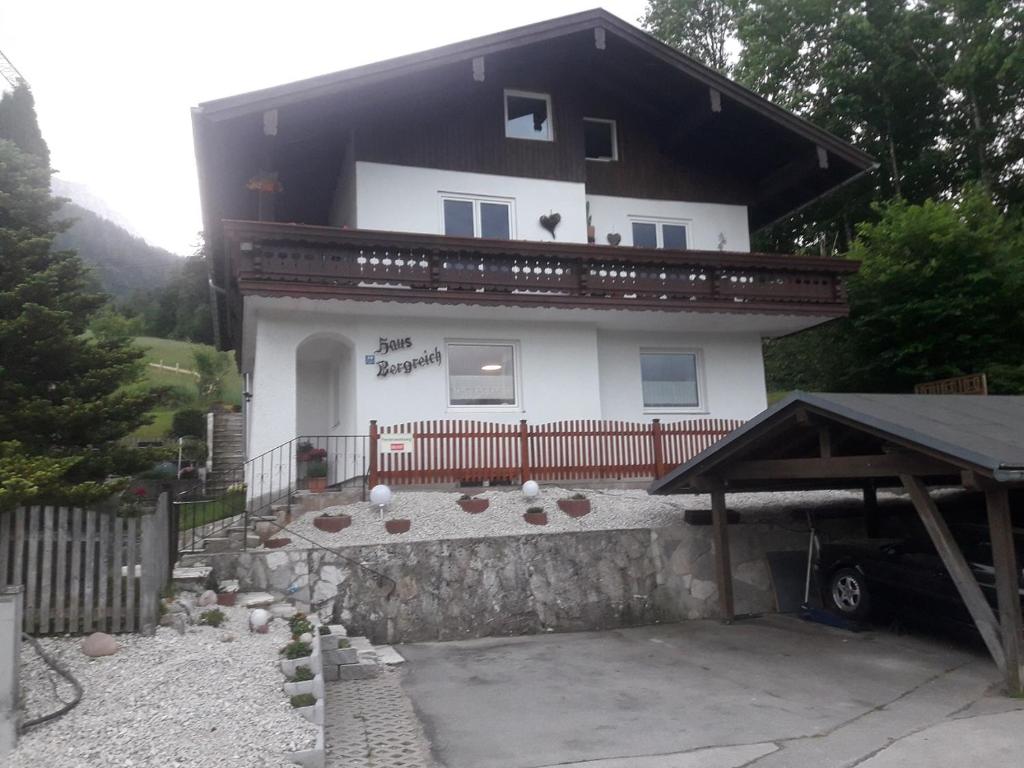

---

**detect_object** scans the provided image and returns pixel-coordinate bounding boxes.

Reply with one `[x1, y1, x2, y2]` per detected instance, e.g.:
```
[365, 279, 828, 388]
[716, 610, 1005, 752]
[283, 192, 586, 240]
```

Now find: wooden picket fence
[0, 493, 172, 635]
[368, 418, 742, 486]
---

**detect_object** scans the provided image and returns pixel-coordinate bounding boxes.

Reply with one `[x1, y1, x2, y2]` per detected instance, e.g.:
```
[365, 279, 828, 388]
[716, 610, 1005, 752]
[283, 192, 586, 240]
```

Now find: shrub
[280, 640, 312, 660]
[337, 638, 350, 649]
[318, 625, 331, 636]
[171, 409, 205, 439]
[290, 693, 316, 709]
[198, 609, 225, 627]
[291, 666, 314, 682]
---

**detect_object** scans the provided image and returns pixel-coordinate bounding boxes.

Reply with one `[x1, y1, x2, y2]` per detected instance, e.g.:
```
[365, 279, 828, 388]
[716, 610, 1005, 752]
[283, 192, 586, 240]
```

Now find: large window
[631, 219, 688, 250]
[442, 196, 512, 239]
[584, 118, 617, 161]
[447, 342, 518, 407]
[505, 90, 553, 141]
[640, 351, 701, 409]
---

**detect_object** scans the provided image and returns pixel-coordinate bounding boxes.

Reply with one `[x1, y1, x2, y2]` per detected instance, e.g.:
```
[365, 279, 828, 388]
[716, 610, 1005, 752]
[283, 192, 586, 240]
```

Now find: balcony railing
[224, 220, 857, 316]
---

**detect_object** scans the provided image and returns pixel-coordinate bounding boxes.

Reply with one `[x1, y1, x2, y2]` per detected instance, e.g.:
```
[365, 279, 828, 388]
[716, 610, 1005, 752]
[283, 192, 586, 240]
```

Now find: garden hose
[19, 632, 84, 731]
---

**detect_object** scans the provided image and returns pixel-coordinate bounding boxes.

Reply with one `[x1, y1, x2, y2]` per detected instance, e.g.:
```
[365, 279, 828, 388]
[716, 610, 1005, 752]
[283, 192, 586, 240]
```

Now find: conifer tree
[0, 92, 156, 507]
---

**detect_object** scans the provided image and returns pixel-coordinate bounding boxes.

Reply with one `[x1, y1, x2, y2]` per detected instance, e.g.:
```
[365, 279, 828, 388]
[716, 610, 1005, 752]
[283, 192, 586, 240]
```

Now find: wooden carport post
[985, 487, 1023, 695]
[900, 475, 1006, 674]
[708, 478, 735, 622]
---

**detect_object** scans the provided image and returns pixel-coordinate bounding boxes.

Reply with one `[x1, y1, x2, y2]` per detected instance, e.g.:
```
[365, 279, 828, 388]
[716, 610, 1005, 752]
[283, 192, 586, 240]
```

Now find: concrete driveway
[397, 616, 1024, 768]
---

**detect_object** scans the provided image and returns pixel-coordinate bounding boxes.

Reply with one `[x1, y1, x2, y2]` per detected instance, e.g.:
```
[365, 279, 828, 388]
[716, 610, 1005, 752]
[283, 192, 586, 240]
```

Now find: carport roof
[649, 392, 1024, 493]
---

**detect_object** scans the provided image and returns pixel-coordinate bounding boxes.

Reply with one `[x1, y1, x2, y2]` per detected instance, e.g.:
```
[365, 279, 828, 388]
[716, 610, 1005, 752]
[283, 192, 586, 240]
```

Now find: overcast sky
[1, 1, 648, 255]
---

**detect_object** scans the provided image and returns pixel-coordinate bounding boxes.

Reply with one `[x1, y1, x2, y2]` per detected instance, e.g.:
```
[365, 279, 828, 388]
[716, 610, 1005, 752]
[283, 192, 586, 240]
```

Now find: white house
[192, 9, 874, 482]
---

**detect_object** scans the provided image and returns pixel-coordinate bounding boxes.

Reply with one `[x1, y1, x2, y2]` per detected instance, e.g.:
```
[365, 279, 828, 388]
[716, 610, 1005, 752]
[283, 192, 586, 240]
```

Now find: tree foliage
[641, 0, 741, 72]
[0, 83, 49, 165]
[192, 348, 230, 401]
[0, 135, 157, 506]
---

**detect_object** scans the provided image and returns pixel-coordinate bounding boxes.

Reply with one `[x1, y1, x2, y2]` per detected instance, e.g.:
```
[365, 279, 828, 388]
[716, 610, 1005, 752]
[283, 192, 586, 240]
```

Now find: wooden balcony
[223, 220, 858, 316]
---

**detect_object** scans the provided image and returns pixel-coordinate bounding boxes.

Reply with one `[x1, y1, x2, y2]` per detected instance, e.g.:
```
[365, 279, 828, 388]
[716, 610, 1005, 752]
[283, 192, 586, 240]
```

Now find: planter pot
[385, 519, 411, 534]
[587, 225, 596, 243]
[523, 511, 548, 526]
[457, 498, 489, 514]
[313, 514, 352, 533]
[307, 476, 327, 493]
[558, 498, 591, 518]
[216, 592, 237, 607]
[264, 538, 291, 549]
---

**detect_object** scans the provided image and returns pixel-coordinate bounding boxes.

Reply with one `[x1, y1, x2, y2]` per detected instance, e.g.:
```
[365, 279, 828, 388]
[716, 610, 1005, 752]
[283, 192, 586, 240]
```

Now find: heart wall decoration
[539, 212, 561, 239]
[606, 232, 621, 246]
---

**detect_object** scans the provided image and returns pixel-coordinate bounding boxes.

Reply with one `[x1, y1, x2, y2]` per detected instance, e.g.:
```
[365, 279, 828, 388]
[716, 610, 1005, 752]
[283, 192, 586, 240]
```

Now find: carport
[649, 392, 1024, 694]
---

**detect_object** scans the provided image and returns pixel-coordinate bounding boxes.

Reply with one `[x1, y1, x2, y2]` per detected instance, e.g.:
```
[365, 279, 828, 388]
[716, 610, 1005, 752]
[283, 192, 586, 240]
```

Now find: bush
[289, 693, 316, 708]
[291, 665, 314, 682]
[171, 409, 205, 439]
[280, 640, 312, 659]
[198, 609, 225, 628]
[337, 638, 350, 649]
[161, 385, 197, 408]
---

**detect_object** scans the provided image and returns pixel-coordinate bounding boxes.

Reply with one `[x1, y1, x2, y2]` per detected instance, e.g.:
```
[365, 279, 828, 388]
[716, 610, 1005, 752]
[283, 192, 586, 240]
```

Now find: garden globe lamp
[370, 483, 393, 521]
[522, 480, 539, 499]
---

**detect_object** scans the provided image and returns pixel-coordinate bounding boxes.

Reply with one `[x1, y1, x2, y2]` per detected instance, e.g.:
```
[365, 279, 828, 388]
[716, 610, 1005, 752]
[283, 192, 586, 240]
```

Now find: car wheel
[828, 567, 871, 620]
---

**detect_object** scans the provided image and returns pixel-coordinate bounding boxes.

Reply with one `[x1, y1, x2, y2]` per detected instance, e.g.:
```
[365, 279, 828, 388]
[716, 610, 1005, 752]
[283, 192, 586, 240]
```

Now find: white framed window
[440, 194, 514, 239]
[640, 349, 704, 411]
[446, 341, 520, 409]
[630, 218, 689, 250]
[504, 89, 553, 141]
[584, 118, 618, 161]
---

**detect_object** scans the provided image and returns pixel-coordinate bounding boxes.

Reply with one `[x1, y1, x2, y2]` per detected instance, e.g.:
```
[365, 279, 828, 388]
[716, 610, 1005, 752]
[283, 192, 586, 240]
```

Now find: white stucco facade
[243, 297, 771, 458]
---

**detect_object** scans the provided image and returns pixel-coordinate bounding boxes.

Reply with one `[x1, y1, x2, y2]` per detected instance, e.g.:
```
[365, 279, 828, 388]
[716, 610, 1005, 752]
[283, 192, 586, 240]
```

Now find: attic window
[584, 118, 617, 161]
[505, 90, 553, 141]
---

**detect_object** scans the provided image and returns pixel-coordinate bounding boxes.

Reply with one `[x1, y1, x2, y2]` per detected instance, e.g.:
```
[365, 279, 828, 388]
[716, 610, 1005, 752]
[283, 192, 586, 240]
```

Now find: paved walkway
[323, 667, 432, 768]
[397, 616, 1024, 768]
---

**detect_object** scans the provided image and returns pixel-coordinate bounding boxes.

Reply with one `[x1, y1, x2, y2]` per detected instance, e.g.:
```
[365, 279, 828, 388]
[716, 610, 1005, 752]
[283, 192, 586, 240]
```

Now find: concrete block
[324, 647, 359, 666]
[322, 663, 339, 682]
[1, 586, 24, 758]
[335, 659, 382, 681]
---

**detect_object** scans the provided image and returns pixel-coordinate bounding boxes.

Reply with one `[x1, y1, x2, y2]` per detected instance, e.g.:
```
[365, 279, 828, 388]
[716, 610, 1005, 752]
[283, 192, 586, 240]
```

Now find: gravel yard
[12, 605, 318, 768]
[273, 486, 878, 550]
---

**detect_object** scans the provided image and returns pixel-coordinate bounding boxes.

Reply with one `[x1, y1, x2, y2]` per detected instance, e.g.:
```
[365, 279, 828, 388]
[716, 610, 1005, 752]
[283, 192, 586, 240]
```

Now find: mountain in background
[51, 179, 184, 300]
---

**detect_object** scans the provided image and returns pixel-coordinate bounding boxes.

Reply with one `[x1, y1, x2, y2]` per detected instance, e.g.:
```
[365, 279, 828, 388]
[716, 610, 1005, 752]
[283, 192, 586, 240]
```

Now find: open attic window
[584, 118, 617, 161]
[505, 90, 553, 141]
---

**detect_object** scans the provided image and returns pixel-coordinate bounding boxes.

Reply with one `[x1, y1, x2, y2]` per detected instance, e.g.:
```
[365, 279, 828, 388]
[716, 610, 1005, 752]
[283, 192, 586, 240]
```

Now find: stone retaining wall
[190, 519, 848, 644]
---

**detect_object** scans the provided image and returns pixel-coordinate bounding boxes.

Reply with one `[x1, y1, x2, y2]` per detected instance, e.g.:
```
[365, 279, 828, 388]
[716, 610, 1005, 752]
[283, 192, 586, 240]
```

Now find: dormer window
[505, 90, 553, 141]
[584, 118, 617, 161]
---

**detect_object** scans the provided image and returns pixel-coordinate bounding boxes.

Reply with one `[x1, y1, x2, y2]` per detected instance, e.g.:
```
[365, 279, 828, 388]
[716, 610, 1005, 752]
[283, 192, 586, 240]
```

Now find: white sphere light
[522, 480, 540, 499]
[249, 608, 270, 629]
[369, 484, 394, 506]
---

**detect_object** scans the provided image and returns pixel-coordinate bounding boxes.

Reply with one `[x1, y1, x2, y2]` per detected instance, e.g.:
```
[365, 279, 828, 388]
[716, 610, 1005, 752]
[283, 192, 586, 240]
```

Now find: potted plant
[558, 493, 591, 517]
[457, 493, 489, 514]
[217, 579, 239, 606]
[586, 201, 596, 244]
[385, 518, 411, 534]
[523, 506, 547, 526]
[307, 460, 328, 492]
[313, 512, 352, 532]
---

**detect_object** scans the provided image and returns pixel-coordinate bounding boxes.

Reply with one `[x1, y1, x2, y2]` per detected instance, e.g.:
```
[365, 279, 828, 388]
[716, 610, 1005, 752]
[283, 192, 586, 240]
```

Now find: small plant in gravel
[288, 613, 313, 638]
[290, 693, 316, 709]
[570, 493, 586, 500]
[202, 570, 219, 592]
[337, 638, 350, 649]
[291, 666, 315, 682]
[318, 625, 331, 636]
[526, 506, 544, 514]
[199, 608, 226, 627]
[280, 640, 312, 659]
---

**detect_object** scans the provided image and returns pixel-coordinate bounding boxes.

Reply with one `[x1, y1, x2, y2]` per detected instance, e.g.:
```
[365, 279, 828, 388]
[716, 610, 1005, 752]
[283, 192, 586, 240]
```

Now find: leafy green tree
[641, 0, 741, 72]
[0, 83, 49, 165]
[0, 136, 157, 506]
[766, 189, 1024, 393]
[192, 348, 230, 401]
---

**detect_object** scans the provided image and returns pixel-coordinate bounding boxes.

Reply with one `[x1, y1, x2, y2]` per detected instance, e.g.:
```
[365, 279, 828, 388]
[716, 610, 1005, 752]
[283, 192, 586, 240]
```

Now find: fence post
[368, 420, 380, 487]
[138, 492, 169, 637]
[651, 419, 665, 479]
[1, 585, 23, 755]
[518, 419, 530, 483]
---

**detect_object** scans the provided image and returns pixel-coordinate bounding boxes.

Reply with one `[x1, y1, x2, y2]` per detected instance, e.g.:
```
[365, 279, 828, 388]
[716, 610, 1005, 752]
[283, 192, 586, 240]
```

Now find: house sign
[372, 336, 442, 378]
[380, 433, 414, 454]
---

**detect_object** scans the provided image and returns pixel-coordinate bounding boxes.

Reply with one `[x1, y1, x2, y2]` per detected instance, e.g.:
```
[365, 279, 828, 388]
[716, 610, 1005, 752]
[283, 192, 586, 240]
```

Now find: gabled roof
[193, 8, 874, 173]
[649, 392, 1024, 494]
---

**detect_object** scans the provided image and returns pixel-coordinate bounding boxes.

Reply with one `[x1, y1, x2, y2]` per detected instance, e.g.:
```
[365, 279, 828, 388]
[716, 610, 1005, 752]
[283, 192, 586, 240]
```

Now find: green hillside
[130, 337, 241, 440]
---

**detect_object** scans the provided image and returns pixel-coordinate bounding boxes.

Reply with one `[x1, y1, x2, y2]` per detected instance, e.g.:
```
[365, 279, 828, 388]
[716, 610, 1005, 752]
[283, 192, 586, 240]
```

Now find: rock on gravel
[271, 486, 877, 550]
[80, 632, 119, 657]
[13, 605, 318, 768]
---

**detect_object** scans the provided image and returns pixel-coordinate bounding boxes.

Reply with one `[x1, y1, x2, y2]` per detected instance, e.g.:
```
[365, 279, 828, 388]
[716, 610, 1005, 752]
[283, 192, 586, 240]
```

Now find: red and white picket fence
[368, 418, 742, 486]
